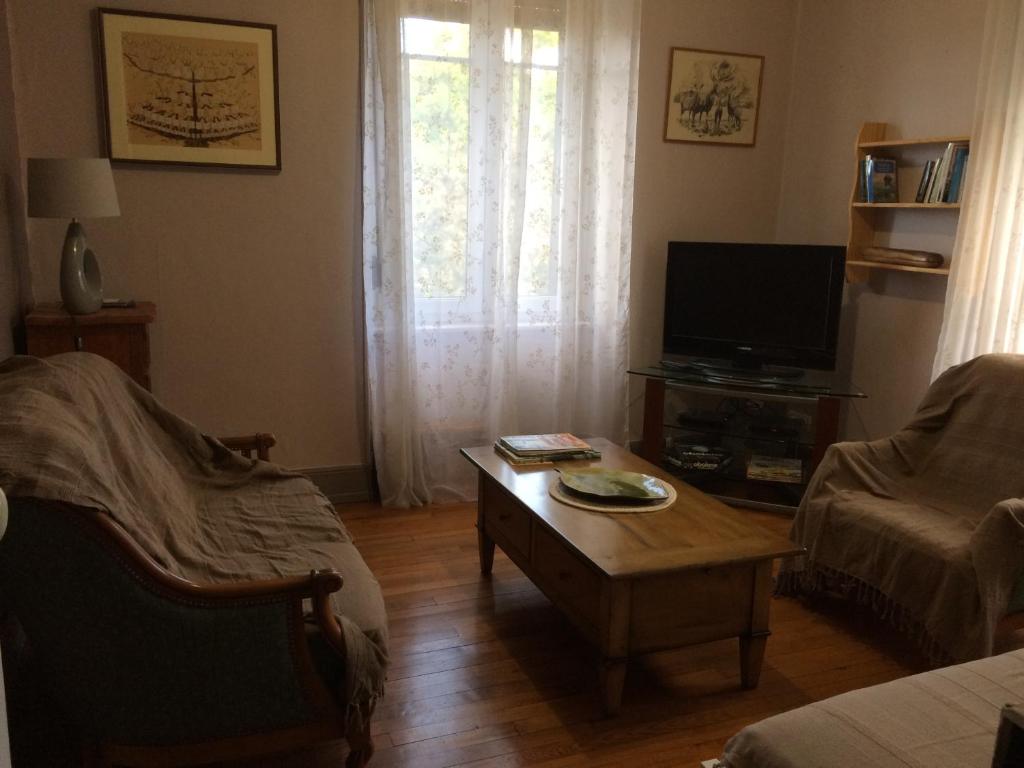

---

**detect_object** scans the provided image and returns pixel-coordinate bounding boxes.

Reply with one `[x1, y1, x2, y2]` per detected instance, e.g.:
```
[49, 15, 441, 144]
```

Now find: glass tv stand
[629, 364, 866, 513]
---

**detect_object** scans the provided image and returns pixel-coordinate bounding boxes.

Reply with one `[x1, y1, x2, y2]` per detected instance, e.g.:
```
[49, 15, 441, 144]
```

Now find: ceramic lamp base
[60, 219, 103, 315]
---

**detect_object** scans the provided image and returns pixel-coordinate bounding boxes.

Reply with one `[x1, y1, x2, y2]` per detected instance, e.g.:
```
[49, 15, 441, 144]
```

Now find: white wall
[631, 0, 987, 443]
[776, 0, 985, 438]
[630, 0, 799, 430]
[6, 0, 366, 469]
[4, 0, 989, 463]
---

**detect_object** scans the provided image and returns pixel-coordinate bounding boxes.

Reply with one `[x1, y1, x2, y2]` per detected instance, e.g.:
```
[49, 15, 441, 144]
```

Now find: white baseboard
[299, 464, 374, 504]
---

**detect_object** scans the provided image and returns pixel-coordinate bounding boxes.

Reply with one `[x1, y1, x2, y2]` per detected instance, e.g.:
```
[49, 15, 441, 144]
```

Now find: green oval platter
[556, 467, 669, 500]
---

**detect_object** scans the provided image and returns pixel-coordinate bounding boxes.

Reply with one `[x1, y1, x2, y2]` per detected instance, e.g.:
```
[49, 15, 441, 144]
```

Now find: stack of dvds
[664, 444, 732, 473]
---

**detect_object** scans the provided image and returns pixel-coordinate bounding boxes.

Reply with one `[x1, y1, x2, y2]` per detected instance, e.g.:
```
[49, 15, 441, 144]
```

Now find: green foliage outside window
[403, 18, 560, 301]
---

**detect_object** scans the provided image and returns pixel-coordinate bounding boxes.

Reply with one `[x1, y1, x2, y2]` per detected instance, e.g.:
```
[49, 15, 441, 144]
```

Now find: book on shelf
[924, 142, 969, 203]
[928, 143, 952, 203]
[746, 455, 803, 484]
[947, 145, 970, 203]
[862, 155, 897, 203]
[957, 155, 971, 203]
[923, 153, 941, 202]
[868, 156, 898, 203]
[937, 144, 956, 201]
[914, 160, 935, 203]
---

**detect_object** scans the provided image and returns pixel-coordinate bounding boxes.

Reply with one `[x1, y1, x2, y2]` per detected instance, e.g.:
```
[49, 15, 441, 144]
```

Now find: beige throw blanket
[0, 353, 387, 730]
[779, 354, 1024, 663]
[722, 648, 1024, 768]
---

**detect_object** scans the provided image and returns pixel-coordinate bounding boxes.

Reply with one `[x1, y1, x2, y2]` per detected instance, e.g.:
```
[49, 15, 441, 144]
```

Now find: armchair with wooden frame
[0, 434, 377, 768]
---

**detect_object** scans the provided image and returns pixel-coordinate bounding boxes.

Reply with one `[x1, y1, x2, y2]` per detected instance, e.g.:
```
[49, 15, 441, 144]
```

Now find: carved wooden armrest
[13, 503, 355, 759]
[91, 509, 350, 689]
[219, 432, 277, 461]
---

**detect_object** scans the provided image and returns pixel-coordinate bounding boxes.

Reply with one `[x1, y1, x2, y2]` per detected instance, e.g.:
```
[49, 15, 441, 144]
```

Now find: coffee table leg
[740, 560, 773, 688]
[598, 580, 631, 715]
[599, 658, 627, 716]
[739, 632, 769, 688]
[477, 472, 495, 575]
[478, 526, 495, 575]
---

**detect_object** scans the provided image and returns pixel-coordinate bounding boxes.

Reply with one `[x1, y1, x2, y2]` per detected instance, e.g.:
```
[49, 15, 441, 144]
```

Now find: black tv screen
[663, 242, 845, 370]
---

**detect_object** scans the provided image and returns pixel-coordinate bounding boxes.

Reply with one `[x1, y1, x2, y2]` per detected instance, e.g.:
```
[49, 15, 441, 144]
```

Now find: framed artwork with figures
[664, 47, 764, 147]
[97, 8, 281, 170]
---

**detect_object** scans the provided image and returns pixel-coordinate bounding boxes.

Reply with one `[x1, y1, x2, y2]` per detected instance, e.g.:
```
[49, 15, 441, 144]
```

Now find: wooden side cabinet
[25, 302, 156, 390]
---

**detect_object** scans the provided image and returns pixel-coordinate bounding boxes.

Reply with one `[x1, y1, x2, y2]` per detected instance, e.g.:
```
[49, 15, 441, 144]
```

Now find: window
[364, 0, 640, 504]
[401, 16, 561, 304]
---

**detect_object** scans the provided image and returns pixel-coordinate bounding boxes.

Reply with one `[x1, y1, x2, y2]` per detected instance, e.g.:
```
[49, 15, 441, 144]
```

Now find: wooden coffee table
[461, 439, 803, 714]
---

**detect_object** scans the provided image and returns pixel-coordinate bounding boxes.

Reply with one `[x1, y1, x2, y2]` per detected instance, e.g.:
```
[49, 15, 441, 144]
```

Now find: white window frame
[401, 13, 563, 326]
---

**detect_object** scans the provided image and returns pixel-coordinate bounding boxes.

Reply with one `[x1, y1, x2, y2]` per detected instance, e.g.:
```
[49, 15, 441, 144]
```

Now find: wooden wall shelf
[851, 202, 960, 210]
[846, 122, 968, 284]
[858, 134, 971, 149]
[845, 260, 950, 277]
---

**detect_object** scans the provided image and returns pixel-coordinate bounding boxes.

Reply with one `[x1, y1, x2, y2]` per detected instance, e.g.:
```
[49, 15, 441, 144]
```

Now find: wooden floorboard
[317, 500, 924, 768]
[8, 500, 925, 767]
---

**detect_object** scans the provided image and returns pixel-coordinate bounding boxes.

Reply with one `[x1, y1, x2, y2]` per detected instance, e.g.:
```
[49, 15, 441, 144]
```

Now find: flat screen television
[663, 241, 846, 371]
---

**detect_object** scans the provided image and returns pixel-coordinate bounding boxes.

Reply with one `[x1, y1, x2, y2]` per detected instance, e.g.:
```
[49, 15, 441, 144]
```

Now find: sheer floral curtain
[933, 0, 1024, 377]
[362, 0, 641, 506]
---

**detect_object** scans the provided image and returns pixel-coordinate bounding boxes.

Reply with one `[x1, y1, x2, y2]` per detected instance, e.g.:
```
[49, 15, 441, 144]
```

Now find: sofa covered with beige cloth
[0, 353, 387, 766]
[721, 647, 1024, 768]
[778, 353, 1024, 663]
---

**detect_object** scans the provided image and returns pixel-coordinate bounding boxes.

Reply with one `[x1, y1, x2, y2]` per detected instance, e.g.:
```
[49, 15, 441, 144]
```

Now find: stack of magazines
[494, 433, 601, 465]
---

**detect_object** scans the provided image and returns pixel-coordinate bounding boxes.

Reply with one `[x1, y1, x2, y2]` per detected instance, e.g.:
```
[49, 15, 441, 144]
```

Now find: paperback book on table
[498, 433, 594, 455]
[495, 433, 601, 465]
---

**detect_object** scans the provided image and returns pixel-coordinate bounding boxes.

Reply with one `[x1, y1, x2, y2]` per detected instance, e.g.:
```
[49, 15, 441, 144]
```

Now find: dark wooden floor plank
[6, 496, 926, 768]
[335, 500, 923, 768]
[178, 499, 922, 767]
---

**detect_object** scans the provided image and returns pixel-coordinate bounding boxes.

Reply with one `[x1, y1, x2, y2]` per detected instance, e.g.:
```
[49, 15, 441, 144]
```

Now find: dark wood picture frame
[97, 7, 281, 170]
[663, 46, 764, 147]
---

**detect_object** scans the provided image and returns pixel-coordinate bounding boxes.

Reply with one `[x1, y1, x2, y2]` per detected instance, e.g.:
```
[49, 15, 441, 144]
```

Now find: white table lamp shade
[27, 158, 120, 219]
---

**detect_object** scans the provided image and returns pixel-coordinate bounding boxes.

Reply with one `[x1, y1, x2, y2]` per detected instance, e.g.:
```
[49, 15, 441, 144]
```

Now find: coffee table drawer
[482, 488, 532, 558]
[533, 525, 601, 630]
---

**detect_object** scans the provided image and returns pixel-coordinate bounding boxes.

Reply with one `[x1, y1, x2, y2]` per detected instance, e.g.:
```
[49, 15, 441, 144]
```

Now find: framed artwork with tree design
[97, 8, 280, 170]
[664, 47, 764, 147]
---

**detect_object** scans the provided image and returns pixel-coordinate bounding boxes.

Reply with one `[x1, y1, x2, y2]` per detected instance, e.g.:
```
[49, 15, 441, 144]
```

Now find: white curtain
[933, 0, 1024, 377]
[362, 0, 641, 506]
